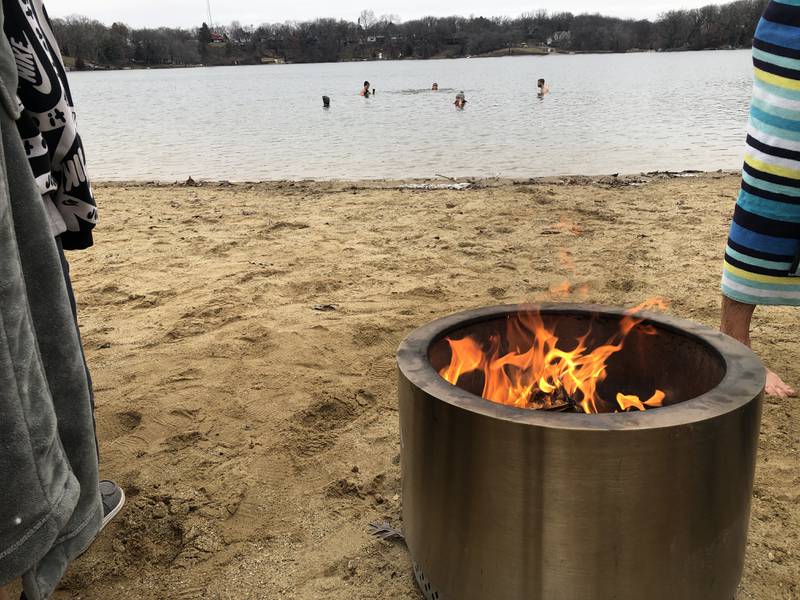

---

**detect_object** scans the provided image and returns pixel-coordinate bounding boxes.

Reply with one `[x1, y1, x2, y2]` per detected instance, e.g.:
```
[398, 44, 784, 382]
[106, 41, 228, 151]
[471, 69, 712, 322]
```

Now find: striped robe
[722, 0, 800, 306]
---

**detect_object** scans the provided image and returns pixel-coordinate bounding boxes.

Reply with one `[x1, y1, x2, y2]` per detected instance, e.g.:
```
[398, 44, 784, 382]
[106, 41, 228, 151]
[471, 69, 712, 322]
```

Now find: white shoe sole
[100, 486, 126, 531]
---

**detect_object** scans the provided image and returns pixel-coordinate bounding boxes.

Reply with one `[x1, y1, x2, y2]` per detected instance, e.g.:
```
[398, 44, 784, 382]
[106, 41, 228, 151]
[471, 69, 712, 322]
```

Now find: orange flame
[559, 248, 576, 272]
[558, 216, 583, 236]
[616, 390, 665, 412]
[440, 337, 484, 383]
[439, 301, 669, 414]
[549, 280, 572, 299]
[628, 297, 670, 313]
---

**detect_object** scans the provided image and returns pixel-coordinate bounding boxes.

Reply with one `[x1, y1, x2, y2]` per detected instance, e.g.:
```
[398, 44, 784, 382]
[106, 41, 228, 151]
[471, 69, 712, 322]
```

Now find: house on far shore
[547, 31, 572, 47]
[261, 57, 285, 65]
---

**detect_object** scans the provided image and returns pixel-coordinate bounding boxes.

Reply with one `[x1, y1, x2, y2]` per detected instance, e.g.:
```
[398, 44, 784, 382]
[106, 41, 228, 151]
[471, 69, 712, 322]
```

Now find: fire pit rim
[397, 303, 765, 431]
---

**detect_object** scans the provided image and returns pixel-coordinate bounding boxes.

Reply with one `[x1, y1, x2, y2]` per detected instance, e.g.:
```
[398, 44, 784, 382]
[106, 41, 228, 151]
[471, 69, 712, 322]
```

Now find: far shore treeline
[52, 0, 768, 69]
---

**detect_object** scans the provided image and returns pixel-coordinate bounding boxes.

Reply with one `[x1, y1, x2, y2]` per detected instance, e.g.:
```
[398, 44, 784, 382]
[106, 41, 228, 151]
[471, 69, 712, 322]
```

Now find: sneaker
[99, 480, 125, 530]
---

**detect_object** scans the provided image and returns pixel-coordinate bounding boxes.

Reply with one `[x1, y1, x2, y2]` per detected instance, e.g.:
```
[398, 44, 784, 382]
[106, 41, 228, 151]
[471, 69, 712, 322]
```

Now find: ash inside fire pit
[428, 307, 726, 414]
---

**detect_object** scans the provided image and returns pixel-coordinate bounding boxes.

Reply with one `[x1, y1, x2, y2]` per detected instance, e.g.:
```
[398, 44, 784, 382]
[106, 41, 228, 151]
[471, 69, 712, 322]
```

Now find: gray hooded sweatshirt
[0, 0, 102, 596]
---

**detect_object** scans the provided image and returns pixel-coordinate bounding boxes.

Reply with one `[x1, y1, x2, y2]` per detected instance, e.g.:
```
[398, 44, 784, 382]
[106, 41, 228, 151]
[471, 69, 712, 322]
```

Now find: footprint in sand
[102, 410, 142, 442]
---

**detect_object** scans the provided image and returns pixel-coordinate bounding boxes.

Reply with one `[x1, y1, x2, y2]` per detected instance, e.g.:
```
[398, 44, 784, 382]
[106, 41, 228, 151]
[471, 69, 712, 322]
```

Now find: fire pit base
[413, 563, 441, 600]
[414, 563, 444, 600]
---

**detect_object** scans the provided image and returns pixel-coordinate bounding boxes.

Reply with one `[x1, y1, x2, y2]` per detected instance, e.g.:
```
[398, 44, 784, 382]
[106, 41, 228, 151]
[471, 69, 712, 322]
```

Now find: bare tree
[358, 9, 377, 30]
[379, 14, 401, 25]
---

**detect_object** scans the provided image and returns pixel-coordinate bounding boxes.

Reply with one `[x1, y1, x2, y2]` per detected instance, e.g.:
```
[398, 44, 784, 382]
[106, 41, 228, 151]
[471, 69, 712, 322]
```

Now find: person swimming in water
[360, 81, 371, 97]
[454, 91, 467, 108]
[537, 78, 550, 97]
[432, 82, 439, 91]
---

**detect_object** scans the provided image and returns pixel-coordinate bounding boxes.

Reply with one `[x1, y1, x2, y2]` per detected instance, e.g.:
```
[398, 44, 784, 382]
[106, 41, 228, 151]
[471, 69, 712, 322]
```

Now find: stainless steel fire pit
[397, 304, 764, 600]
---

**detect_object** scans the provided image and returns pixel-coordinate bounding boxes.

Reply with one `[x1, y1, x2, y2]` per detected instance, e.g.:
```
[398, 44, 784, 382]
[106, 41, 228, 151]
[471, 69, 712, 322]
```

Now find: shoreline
[59, 173, 798, 599]
[92, 169, 739, 187]
[68, 46, 753, 72]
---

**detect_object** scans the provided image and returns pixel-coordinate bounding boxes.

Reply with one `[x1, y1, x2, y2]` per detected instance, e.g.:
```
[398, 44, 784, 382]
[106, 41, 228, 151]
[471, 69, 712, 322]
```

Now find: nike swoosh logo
[10, 33, 52, 96]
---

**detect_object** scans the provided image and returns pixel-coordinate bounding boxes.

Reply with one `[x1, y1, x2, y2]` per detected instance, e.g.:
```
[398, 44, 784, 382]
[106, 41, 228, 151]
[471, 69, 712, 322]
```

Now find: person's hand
[766, 369, 797, 398]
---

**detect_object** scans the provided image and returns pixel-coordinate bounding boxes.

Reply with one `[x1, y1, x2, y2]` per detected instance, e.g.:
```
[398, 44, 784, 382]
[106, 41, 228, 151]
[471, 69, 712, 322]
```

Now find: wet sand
[53, 173, 798, 599]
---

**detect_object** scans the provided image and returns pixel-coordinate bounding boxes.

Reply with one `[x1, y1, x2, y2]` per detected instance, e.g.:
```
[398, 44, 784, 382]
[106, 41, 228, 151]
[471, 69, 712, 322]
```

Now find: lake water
[70, 50, 753, 181]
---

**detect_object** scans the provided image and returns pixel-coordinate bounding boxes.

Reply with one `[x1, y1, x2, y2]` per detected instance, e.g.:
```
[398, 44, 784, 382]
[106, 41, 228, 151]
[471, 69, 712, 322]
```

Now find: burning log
[528, 386, 580, 412]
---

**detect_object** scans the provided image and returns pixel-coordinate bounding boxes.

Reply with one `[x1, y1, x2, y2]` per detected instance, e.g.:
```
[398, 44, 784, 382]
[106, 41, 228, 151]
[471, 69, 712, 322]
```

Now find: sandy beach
[49, 173, 798, 599]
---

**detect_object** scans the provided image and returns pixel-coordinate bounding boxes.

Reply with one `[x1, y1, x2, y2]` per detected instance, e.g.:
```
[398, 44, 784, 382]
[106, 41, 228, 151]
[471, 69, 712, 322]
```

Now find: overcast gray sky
[48, 1, 734, 28]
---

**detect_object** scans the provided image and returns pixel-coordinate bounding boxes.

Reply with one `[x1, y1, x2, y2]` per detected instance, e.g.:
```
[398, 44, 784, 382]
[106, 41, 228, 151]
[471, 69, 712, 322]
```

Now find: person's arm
[5, 0, 98, 250]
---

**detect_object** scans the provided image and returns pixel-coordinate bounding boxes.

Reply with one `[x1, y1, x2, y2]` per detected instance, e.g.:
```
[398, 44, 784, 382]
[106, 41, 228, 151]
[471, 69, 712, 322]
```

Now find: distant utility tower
[206, 0, 214, 29]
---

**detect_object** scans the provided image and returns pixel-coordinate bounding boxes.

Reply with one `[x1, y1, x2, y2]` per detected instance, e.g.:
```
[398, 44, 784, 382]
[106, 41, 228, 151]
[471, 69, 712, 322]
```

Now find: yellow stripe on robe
[744, 154, 800, 180]
[724, 262, 800, 285]
[755, 67, 800, 92]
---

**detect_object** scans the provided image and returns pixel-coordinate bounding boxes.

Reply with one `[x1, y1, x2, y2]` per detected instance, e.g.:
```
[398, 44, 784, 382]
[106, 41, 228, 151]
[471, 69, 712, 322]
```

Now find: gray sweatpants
[57, 235, 98, 457]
